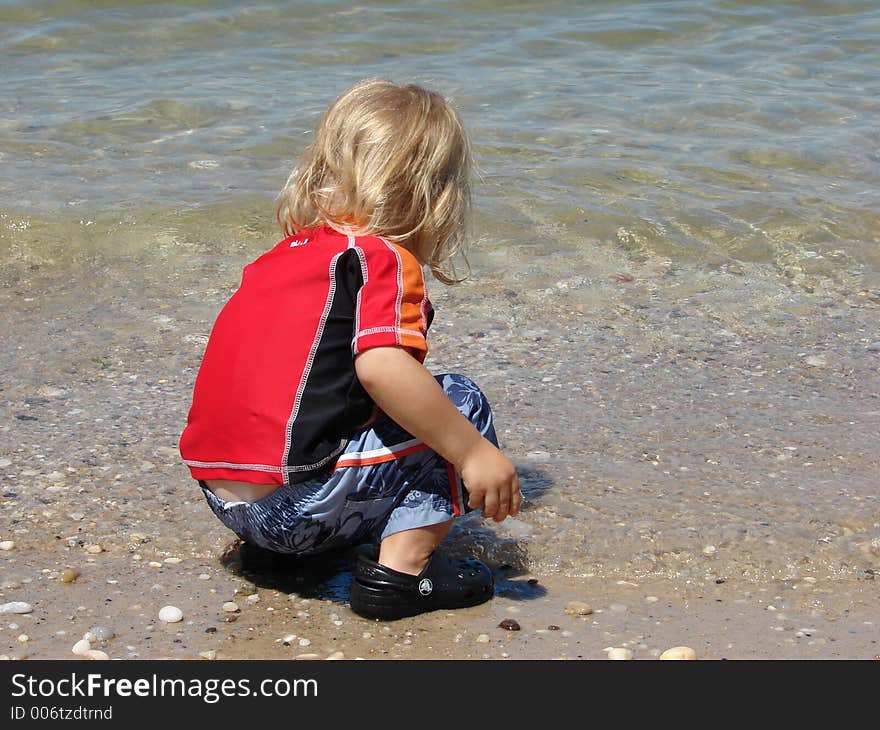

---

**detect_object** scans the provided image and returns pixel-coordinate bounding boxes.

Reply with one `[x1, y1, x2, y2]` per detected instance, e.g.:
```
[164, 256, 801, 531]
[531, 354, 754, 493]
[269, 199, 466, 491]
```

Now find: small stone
[326, 651, 345, 660]
[72, 639, 91, 656]
[86, 649, 109, 660]
[563, 601, 593, 616]
[84, 544, 103, 554]
[362, 631, 373, 639]
[198, 574, 211, 580]
[88, 626, 114, 641]
[245, 594, 260, 603]
[199, 650, 217, 660]
[1, 578, 21, 590]
[163, 557, 182, 564]
[0, 541, 15, 551]
[498, 618, 521, 631]
[645, 596, 659, 603]
[158, 606, 183, 623]
[804, 355, 827, 367]
[607, 648, 633, 660]
[660, 646, 697, 660]
[0, 602, 33, 615]
[148, 561, 162, 568]
[17, 634, 29, 643]
[68, 513, 85, 521]
[298, 638, 311, 647]
[294, 653, 320, 660]
[476, 634, 491, 643]
[59, 569, 81, 584]
[0, 458, 12, 468]
[547, 625, 560, 631]
[702, 545, 717, 555]
[222, 602, 240, 613]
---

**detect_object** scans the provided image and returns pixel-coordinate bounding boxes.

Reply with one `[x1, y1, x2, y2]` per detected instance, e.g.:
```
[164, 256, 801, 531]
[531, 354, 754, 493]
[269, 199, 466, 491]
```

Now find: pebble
[59, 569, 81, 584]
[198, 574, 211, 580]
[563, 601, 593, 616]
[0, 602, 33, 614]
[199, 650, 217, 660]
[69, 512, 85, 521]
[245, 594, 260, 603]
[88, 626, 115, 641]
[660, 646, 697, 660]
[607, 648, 633, 660]
[294, 653, 320, 660]
[222, 602, 240, 613]
[476, 634, 491, 643]
[804, 355, 827, 367]
[645, 596, 659, 603]
[17, 634, 29, 643]
[158, 606, 183, 623]
[362, 631, 373, 639]
[86, 650, 109, 661]
[298, 638, 311, 647]
[1, 578, 21, 590]
[72, 639, 91, 656]
[148, 561, 162, 568]
[498, 618, 521, 631]
[0, 541, 15, 551]
[702, 545, 717, 555]
[164, 557, 182, 564]
[85, 544, 103, 554]
[0, 458, 12, 468]
[326, 651, 345, 660]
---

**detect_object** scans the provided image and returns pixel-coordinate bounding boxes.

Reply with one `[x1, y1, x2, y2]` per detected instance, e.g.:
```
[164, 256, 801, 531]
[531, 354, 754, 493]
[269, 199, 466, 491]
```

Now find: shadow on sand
[217, 463, 554, 605]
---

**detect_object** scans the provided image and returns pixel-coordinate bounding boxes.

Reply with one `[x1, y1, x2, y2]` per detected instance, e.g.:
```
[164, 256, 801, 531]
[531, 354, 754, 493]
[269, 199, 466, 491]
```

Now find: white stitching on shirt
[184, 460, 282, 473]
[280, 250, 342, 485]
[355, 326, 426, 338]
[378, 237, 403, 346]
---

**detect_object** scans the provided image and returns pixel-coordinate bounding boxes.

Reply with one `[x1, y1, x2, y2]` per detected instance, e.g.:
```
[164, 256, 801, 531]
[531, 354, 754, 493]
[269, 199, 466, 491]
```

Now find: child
[179, 78, 521, 620]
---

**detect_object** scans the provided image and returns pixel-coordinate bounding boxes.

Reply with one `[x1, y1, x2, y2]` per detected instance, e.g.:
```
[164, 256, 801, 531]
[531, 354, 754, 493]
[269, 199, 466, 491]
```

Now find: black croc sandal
[349, 552, 494, 620]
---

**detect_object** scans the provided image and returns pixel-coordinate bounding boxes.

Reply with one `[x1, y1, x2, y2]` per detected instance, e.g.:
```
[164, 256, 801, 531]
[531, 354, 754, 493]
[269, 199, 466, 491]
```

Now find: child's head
[277, 78, 472, 283]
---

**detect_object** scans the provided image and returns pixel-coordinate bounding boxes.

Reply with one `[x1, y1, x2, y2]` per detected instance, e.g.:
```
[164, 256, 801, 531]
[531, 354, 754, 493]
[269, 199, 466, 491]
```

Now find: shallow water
[2, 0, 879, 272]
[1, 1, 879, 658]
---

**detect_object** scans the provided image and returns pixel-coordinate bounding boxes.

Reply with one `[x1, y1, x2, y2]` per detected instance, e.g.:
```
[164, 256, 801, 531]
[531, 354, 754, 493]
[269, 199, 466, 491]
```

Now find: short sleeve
[352, 240, 430, 362]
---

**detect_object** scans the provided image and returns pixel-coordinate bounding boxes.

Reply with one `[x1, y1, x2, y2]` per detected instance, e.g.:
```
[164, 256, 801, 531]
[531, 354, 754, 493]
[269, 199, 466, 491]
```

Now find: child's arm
[354, 346, 520, 522]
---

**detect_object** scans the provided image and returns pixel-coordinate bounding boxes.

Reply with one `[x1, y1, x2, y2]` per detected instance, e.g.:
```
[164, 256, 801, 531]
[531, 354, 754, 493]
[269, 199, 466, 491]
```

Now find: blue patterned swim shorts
[200, 373, 497, 555]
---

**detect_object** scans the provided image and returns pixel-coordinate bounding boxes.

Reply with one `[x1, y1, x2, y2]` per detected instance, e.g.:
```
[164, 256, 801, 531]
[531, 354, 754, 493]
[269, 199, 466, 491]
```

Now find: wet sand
[1, 225, 879, 660]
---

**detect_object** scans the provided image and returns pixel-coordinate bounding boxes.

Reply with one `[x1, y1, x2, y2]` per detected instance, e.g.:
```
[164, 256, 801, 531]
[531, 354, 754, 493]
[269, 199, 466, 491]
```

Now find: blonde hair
[276, 78, 472, 284]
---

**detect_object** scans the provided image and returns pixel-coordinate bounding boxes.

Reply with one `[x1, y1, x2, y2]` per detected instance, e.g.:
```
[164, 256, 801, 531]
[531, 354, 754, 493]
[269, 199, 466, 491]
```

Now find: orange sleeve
[352, 239, 430, 362]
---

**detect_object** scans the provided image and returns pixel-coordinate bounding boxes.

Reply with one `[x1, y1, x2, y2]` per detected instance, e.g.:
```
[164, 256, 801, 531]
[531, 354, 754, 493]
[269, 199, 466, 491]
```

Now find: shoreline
[1, 232, 878, 660]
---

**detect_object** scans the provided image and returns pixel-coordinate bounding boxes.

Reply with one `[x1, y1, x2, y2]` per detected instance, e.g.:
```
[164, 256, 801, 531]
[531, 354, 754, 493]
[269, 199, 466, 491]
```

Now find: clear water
[2, 0, 879, 275]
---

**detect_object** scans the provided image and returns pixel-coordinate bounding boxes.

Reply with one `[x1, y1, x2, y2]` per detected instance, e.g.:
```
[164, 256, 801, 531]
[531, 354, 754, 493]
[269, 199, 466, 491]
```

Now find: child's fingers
[481, 490, 499, 520]
[510, 476, 522, 516]
[467, 489, 484, 511]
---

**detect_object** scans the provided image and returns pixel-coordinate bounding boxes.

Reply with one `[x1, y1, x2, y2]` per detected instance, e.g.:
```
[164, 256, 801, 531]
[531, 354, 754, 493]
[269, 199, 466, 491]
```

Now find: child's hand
[459, 440, 521, 522]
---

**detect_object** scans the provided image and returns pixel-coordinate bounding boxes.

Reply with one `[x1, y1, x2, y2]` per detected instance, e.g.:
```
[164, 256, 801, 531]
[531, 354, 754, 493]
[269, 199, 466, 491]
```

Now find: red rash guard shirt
[179, 227, 433, 485]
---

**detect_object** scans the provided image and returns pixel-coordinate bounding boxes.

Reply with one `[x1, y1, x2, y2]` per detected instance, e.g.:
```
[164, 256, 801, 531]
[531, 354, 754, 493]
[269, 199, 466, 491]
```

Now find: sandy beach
[1, 216, 878, 660]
